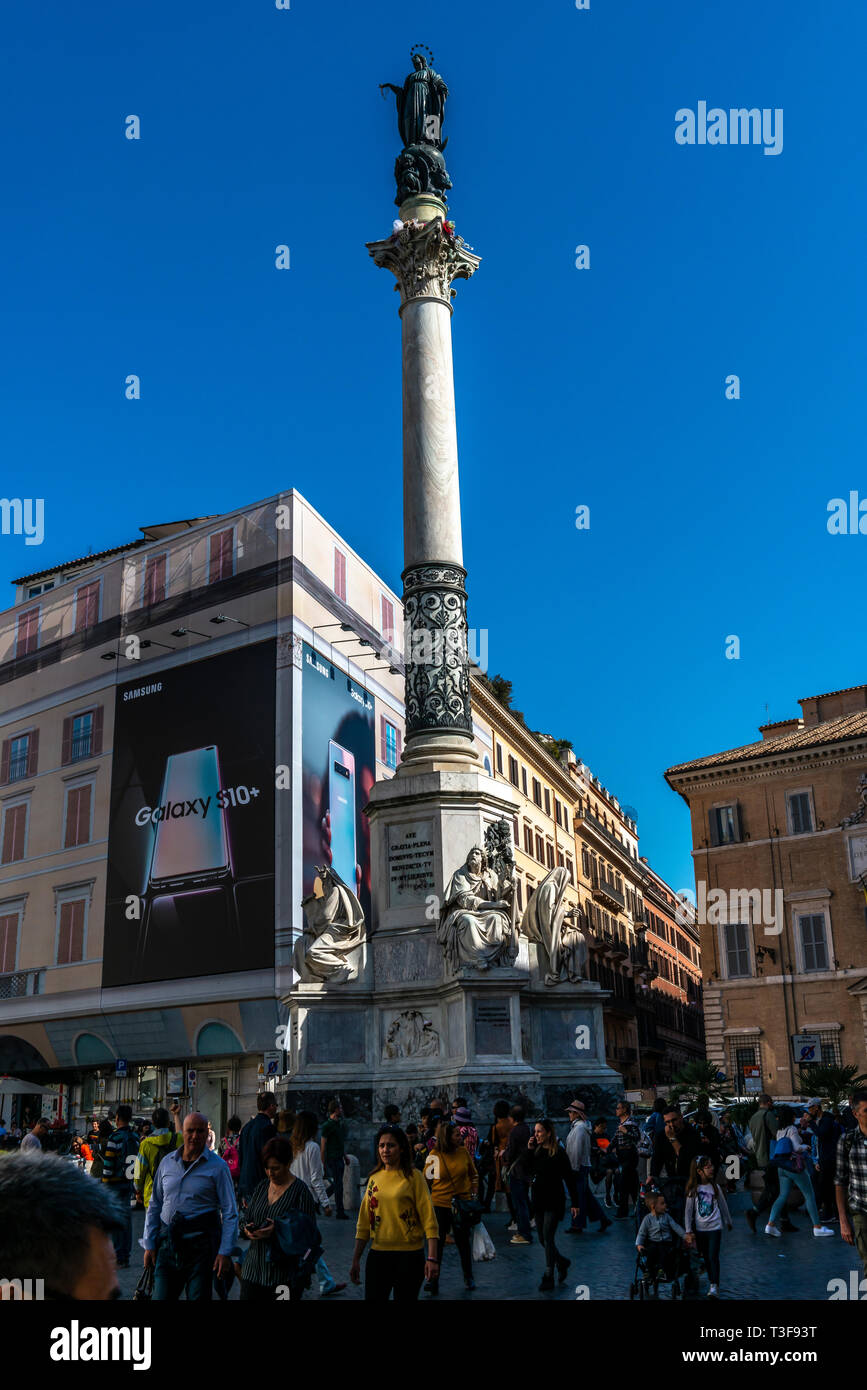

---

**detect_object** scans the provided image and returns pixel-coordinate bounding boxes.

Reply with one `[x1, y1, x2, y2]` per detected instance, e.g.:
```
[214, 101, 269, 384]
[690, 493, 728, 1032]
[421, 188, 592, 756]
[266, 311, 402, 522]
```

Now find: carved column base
[400, 561, 475, 767]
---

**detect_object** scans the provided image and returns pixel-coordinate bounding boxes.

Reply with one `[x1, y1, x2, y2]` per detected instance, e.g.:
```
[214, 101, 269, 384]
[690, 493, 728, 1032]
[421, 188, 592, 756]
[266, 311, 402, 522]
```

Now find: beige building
[470, 679, 702, 1092]
[666, 683, 867, 1098]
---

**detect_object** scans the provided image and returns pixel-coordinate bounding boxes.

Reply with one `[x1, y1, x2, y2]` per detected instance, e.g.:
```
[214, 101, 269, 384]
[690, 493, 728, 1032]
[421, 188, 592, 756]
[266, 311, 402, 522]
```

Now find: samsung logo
[123, 683, 163, 702]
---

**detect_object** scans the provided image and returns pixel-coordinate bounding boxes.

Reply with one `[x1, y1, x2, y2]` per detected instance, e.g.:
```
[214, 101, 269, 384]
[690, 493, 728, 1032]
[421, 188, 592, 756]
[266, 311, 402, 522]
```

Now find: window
[57, 899, 86, 965]
[565, 857, 574, 884]
[797, 912, 829, 972]
[523, 825, 532, 855]
[380, 596, 395, 644]
[728, 1040, 760, 1095]
[532, 777, 542, 807]
[508, 755, 519, 788]
[74, 580, 100, 633]
[64, 785, 93, 848]
[535, 833, 545, 862]
[786, 790, 814, 836]
[582, 847, 591, 878]
[544, 788, 550, 816]
[515, 878, 523, 912]
[813, 1029, 842, 1067]
[1, 803, 28, 864]
[0, 910, 18, 973]
[61, 707, 103, 765]
[2, 731, 38, 784]
[15, 607, 39, 657]
[333, 548, 346, 602]
[26, 581, 53, 598]
[496, 743, 503, 775]
[381, 717, 400, 770]
[557, 850, 564, 867]
[8, 735, 28, 782]
[521, 767, 528, 796]
[555, 798, 562, 826]
[710, 803, 740, 845]
[143, 553, 167, 605]
[563, 807, 569, 832]
[546, 842, 554, 869]
[722, 921, 752, 978]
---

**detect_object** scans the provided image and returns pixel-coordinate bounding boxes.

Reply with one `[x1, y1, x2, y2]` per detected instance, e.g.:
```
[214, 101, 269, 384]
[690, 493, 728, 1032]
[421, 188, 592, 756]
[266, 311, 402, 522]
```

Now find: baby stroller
[629, 1177, 696, 1300]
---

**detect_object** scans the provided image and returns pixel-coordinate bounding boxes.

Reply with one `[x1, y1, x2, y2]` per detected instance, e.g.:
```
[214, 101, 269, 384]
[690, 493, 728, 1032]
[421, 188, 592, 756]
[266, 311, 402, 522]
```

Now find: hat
[806, 1097, 823, 1109]
[566, 1099, 586, 1114]
[453, 1107, 473, 1125]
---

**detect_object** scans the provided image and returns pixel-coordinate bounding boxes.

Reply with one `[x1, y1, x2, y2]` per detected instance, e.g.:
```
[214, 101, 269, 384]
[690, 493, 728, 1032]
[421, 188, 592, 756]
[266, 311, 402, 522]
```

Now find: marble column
[367, 214, 481, 770]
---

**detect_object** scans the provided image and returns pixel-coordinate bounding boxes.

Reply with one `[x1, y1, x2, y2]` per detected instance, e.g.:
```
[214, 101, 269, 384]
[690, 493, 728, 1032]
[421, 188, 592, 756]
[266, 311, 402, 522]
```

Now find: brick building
[666, 683, 867, 1098]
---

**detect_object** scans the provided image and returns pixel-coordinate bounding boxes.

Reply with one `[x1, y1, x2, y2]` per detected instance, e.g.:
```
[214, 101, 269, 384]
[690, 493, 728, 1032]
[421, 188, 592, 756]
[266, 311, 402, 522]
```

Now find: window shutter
[381, 596, 394, 642]
[65, 785, 92, 848]
[708, 809, 720, 847]
[16, 608, 39, 657]
[379, 716, 387, 763]
[0, 739, 9, 785]
[91, 706, 104, 755]
[26, 728, 39, 777]
[144, 553, 167, 605]
[334, 549, 346, 601]
[58, 901, 85, 965]
[732, 803, 743, 841]
[75, 582, 99, 632]
[0, 913, 17, 973]
[2, 805, 25, 864]
[396, 726, 402, 764]
[61, 716, 73, 766]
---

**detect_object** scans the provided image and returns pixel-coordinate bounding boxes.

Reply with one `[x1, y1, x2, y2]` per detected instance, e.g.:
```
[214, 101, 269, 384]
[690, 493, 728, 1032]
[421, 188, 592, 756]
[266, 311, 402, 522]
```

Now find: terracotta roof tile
[666, 709, 867, 776]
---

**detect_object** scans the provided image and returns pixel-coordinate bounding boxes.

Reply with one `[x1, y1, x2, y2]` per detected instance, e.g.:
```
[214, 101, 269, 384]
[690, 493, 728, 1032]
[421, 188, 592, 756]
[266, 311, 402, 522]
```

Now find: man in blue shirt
[142, 1112, 237, 1301]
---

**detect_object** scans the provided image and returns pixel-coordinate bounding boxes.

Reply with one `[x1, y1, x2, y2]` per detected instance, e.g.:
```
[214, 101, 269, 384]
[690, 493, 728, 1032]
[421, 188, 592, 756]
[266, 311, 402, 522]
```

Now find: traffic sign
[115, 1059, 127, 1078]
[792, 1033, 820, 1064]
[263, 1050, 284, 1079]
[187, 1068, 197, 1088]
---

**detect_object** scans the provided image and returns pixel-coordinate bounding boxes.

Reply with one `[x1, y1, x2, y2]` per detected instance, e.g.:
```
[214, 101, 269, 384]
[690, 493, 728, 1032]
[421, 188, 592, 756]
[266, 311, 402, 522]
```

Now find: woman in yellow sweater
[350, 1125, 439, 1301]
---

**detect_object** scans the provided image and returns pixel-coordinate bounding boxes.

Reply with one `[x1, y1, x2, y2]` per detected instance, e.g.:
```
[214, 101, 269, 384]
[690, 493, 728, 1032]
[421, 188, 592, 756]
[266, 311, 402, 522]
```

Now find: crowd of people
[1, 1085, 865, 1302]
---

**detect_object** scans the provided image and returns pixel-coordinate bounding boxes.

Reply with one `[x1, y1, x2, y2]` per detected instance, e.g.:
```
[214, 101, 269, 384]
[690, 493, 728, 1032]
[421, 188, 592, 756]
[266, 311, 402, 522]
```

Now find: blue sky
[1, 1, 864, 894]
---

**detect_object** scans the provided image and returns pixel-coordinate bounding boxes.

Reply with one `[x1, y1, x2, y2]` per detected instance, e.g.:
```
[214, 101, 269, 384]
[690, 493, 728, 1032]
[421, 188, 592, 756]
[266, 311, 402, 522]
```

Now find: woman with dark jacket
[525, 1119, 579, 1291]
[240, 1137, 316, 1301]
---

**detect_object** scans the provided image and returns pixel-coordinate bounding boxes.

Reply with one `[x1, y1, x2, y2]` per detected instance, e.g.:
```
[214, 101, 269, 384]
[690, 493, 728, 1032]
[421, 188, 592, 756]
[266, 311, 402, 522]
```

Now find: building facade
[471, 682, 704, 1092]
[0, 490, 406, 1134]
[666, 684, 867, 1098]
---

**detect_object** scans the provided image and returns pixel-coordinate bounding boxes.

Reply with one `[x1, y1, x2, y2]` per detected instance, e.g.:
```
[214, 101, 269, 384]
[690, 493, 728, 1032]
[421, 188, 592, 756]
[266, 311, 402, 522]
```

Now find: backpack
[769, 1135, 805, 1173]
[222, 1139, 240, 1179]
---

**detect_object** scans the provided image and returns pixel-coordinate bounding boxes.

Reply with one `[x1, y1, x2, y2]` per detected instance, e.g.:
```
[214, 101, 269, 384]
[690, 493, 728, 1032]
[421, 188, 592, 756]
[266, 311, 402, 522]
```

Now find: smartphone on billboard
[328, 740, 356, 888]
[147, 746, 230, 892]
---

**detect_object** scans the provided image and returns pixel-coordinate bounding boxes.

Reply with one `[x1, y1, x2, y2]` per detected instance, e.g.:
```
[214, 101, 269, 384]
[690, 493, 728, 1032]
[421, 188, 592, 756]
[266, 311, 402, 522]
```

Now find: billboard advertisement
[103, 641, 276, 986]
[301, 642, 375, 927]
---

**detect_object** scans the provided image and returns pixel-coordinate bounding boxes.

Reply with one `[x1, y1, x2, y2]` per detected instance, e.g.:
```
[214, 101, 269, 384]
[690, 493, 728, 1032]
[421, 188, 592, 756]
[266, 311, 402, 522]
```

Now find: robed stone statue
[295, 865, 365, 984]
[437, 845, 518, 972]
[521, 865, 587, 985]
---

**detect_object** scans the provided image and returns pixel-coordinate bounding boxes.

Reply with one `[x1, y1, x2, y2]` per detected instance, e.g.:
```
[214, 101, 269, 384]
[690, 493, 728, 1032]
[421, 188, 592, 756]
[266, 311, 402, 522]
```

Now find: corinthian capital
[366, 218, 480, 311]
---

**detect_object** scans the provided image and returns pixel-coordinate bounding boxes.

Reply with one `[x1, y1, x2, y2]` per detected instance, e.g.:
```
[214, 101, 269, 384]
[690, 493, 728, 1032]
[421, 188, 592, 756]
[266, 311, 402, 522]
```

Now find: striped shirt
[242, 1176, 315, 1287]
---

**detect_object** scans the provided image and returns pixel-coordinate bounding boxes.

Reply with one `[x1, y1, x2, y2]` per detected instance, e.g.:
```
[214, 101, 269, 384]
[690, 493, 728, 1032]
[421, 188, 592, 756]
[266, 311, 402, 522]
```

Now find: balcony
[592, 880, 626, 914]
[603, 929, 629, 960]
[0, 969, 44, 1001]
